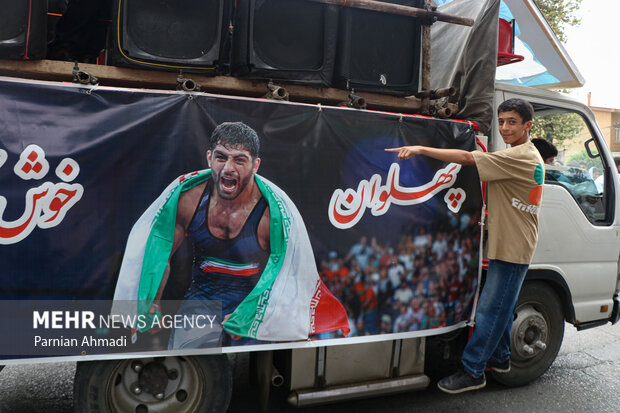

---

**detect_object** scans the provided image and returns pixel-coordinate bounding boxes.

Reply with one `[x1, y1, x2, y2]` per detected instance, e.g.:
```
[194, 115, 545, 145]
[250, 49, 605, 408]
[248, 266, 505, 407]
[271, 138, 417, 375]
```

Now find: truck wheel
[74, 355, 232, 413]
[492, 281, 564, 387]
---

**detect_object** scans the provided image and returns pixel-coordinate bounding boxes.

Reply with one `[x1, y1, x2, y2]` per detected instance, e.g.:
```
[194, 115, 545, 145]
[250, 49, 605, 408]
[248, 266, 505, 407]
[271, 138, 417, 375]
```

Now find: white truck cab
[495, 82, 620, 327]
[462, 82, 620, 387]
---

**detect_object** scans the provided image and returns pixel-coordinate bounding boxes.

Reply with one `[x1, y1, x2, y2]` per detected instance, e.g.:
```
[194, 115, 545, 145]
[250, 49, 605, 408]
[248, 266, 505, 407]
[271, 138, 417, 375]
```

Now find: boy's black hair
[531, 138, 558, 160]
[498, 98, 535, 123]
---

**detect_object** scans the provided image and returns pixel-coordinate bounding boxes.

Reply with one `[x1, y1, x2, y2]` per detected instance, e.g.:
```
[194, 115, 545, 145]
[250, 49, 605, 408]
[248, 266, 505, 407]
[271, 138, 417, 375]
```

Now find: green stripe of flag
[222, 175, 288, 338]
[136, 171, 211, 329]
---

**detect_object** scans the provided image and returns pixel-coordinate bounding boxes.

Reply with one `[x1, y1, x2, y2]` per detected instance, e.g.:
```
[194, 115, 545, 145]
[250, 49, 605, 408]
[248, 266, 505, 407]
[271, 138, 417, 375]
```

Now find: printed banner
[0, 78, 482, 360]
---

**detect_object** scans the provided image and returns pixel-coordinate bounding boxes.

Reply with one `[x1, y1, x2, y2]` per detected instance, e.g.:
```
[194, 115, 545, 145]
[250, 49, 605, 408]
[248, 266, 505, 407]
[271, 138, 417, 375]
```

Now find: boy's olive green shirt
[472, 141, 545, 265]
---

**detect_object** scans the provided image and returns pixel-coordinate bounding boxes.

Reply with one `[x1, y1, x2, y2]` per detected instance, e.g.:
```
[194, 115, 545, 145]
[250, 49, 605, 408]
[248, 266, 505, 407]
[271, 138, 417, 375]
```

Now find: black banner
[0, 78, 482, 358]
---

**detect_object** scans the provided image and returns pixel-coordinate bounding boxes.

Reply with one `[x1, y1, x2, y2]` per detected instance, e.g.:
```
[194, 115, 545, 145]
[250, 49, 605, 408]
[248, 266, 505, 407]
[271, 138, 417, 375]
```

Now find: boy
[386, 98, 544, 393]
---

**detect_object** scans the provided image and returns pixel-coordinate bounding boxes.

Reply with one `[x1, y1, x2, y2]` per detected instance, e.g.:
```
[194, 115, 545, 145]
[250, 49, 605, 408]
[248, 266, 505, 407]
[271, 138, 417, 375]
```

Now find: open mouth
[220, 175, 238, 193]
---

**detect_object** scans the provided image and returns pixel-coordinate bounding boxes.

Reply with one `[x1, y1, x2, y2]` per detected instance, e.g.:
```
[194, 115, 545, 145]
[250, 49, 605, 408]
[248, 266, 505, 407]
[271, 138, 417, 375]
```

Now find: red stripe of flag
[312, 279, 351, 336]
[201, 265, 260, 277]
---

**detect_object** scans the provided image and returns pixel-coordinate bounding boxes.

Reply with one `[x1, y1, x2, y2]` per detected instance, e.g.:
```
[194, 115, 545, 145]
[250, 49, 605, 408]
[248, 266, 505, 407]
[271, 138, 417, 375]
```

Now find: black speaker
[107, 0, 228, 73]
[231, 0, 338, 86]
[46, 0, 69, 45]
[0, 0, 47, 60]
[335, 0, 423, 95]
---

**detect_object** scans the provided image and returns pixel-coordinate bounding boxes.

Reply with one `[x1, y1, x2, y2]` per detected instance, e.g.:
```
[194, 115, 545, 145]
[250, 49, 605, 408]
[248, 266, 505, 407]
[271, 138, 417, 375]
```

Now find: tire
[73, 355, 232, 413]
[492, 281, 564, 387]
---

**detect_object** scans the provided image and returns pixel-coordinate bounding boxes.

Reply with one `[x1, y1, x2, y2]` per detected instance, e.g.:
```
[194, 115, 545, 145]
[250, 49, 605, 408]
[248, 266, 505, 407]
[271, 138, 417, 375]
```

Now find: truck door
[497, 90, 620, 326]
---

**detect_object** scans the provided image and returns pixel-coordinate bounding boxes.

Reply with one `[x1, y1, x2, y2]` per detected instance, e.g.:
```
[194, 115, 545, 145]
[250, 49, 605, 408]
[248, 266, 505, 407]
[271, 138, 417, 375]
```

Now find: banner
[0, 78, 482, 360]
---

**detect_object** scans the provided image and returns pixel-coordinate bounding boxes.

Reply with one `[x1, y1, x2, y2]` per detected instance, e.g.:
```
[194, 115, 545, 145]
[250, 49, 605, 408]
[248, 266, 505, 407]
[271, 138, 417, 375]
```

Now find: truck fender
[525, 269, 576, 324]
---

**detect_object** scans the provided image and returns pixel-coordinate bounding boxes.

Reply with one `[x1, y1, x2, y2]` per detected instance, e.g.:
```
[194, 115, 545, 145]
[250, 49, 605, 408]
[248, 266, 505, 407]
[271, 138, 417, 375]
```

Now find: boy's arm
[385, 146, 475, 165]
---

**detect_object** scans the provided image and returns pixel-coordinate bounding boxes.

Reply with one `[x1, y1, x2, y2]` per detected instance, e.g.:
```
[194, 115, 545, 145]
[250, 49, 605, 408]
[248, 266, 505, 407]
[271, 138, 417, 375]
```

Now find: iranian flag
[112, 170, 350, 341]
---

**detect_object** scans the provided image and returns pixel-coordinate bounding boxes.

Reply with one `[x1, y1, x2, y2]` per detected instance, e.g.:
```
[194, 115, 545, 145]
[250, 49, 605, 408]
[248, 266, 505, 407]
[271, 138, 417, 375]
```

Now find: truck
[0, 0, 618, 412]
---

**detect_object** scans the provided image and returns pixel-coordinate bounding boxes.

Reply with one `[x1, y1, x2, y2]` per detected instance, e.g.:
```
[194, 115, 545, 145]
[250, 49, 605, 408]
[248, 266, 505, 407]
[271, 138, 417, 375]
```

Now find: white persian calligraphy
[0, 145, 83, 244]
[328, 163, 462, 229]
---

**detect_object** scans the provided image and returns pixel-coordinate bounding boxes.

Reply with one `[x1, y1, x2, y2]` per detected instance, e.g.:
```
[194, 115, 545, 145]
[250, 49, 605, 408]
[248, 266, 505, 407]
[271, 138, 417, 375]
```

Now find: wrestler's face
[498, 110, 532, 147]
[207, 144, 260, 200]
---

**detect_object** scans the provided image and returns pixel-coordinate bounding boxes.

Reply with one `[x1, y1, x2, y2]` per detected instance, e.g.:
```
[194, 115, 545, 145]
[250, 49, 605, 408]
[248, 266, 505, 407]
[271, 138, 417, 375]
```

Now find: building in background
[588, 92, 620, 157]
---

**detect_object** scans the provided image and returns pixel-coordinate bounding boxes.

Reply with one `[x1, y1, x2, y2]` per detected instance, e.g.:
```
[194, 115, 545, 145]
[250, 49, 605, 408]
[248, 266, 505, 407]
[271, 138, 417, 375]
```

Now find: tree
[534, 0, 583, 43]
[530, 112, 584, 147]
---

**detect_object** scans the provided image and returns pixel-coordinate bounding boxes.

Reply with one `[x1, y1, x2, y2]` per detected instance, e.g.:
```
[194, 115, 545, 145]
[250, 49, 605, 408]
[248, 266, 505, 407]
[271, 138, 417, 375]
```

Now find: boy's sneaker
[437, 367, 486, 394]
[486, 359, 511, 373]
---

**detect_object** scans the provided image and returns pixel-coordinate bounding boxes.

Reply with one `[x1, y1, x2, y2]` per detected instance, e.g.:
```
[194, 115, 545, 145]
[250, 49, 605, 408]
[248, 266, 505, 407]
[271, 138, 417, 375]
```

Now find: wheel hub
[137, 360, 170, 398]
[108, 357, 203, 413]
[511, 304, 548, 361]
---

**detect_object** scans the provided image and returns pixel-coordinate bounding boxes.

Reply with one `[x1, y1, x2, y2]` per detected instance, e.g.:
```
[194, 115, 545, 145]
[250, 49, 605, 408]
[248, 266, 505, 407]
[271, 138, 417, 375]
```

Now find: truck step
[287, 374, 430, 407]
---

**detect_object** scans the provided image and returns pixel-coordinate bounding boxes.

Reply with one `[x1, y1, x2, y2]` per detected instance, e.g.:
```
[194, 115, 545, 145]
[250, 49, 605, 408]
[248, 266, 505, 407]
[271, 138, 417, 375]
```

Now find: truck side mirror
[585, 138, 600, 159]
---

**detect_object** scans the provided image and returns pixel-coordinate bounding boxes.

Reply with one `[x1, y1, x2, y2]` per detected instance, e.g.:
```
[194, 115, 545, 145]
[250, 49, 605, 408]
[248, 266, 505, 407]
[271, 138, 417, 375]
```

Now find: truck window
[531, 108, 611, 225]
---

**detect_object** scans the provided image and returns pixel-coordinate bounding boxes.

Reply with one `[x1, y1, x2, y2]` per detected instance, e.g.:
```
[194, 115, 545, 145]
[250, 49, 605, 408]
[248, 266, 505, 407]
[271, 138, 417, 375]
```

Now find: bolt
[155, 392, 165, 400]
[131, 361, 143, 373]
[535, 340, 547, 350]
[132, 385, 142, 395]
[523, 344, 534, 355]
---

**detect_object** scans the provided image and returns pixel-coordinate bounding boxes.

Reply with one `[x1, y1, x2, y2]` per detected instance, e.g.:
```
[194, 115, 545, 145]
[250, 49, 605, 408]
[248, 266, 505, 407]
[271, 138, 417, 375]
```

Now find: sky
[563, 0, 620, 109]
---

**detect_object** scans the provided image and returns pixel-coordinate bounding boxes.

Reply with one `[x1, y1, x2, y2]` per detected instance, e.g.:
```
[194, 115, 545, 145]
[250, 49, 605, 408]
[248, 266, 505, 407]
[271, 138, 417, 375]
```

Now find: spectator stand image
[316, 218, 480, 339]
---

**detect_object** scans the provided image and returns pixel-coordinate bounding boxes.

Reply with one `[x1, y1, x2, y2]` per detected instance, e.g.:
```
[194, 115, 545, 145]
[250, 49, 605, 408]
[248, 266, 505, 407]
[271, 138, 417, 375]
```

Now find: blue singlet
[170, 181, 270, 348]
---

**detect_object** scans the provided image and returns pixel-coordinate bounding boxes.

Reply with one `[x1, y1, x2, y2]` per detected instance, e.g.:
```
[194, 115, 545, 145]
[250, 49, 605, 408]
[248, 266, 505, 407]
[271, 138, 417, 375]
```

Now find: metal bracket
[315, 347, 326, 388]
[176, 72, 201, 92]
[431, 98, 457, 118]
[391, 339, 402, 377]
[72, 62, 98, 86]
[339, 90, 367, 110]
[424, 0, 439, 25]
[263, 81, 289, 101]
